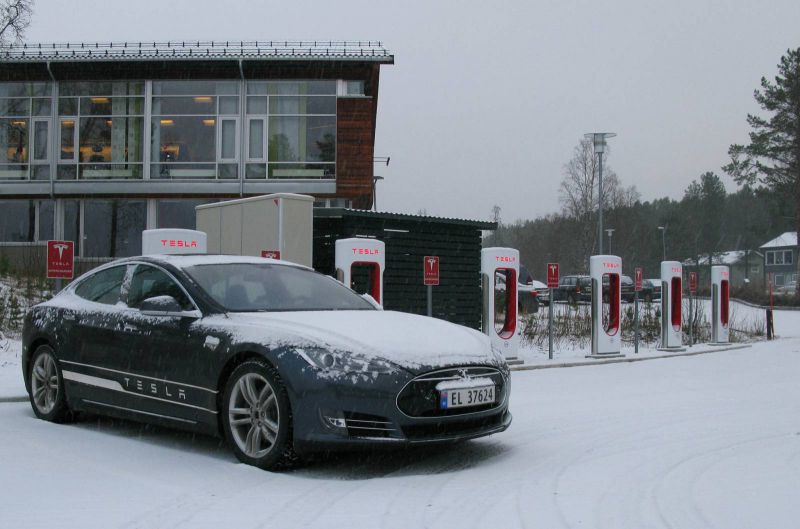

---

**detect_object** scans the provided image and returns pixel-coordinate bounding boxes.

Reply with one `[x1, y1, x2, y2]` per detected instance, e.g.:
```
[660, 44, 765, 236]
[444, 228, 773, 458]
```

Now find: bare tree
[0, 0, 33, 46]
[558, 137, 639, 266]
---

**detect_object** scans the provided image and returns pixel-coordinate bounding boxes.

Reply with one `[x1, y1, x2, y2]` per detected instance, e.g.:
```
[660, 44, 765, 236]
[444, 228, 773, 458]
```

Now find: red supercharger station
[659, 260, 685, 351]
[481, 247, 520, 361]
[335, 238, 385, 306]
[711, 265, 730, 344]
[589, 255, 623, 358]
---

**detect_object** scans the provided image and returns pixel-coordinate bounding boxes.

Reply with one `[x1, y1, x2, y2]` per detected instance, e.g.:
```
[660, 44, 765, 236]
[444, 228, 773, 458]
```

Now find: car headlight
[295, 347, 398, 375]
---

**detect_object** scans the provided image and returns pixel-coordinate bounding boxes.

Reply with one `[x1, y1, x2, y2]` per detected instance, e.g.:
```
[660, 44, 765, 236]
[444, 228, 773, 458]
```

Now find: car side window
[74, 266, 127, 305]
[127, 265, 194, 311]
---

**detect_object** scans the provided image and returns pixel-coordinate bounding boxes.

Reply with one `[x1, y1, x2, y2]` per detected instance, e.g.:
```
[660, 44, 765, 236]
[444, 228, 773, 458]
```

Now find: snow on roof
[0, 41, 394, 63]
[148, 254, 310, 270]
[760, 232, 797, 249]
[682, 250, 763, 266]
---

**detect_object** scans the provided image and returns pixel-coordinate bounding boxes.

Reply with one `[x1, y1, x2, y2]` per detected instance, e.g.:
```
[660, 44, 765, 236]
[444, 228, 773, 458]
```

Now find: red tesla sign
[547, 263, 559, 288]
[689, 272, 698, 293]
[261, 250, 281, 259]
[47, 240, 74, 279]
[634, 267, 643, 291]
[424, 256, 440, 286]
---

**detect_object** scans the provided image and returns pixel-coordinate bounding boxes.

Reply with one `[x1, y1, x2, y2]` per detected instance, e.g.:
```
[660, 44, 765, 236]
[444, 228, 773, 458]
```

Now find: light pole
[372, 175, 384, 211]
[605, 228, 615, 255]
[658, 226, 667, 261]
[585, 132, 616, 255]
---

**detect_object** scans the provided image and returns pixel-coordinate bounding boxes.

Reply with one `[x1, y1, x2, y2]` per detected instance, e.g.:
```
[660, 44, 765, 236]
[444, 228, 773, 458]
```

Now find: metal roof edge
[313, 208, 497, 230]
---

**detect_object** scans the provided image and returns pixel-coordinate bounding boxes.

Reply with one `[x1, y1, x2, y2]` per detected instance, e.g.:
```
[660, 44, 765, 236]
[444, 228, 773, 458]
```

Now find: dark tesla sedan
[22, 255, 511, 469]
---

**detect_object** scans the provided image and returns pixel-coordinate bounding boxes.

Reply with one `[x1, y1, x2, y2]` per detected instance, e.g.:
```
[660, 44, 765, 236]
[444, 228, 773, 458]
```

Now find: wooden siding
[314, 212, 487, 330]
[336, 97, 376, 209]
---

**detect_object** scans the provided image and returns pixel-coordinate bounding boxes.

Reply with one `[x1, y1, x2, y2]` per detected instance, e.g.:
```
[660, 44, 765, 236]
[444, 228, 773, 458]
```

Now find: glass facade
[156, 199, 215, 230]
[0, 82, 52, 180]
[58, 81, 144, 180]
[0, 78, 340, 182]
[245, 81, 336, 179]
[151, 81, 240, 180]
[0, 199, 54, 241]
[82, 200, 146, 257]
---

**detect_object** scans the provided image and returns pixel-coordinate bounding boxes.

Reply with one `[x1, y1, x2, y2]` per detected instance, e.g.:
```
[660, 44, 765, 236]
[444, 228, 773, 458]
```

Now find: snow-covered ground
[1, 311, 799, 528]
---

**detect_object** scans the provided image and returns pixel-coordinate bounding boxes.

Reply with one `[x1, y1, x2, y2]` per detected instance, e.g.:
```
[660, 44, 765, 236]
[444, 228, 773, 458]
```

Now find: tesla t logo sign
[635, 267, 643, 291]
[261, 250, 281, 259]
[47, 240, 74, 279]
[547, 263, 559, 288]
[424, 256, 440, 286]
[690, 272, 698, 293]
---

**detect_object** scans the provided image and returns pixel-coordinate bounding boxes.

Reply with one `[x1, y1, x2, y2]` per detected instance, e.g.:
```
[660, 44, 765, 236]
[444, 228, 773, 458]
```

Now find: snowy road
[2, 339, 799, 528]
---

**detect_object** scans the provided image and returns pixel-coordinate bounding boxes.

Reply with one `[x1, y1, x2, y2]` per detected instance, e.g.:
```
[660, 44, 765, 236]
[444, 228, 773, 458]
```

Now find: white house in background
[682, 250, 763, 288]
[760, 232, 798, 289]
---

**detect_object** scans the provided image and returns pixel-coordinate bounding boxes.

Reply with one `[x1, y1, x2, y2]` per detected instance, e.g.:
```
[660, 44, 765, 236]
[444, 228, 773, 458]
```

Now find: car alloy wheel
[228, 373, 280, 458]
[29, 345, 70, 422]
[222, 360, 296, 469]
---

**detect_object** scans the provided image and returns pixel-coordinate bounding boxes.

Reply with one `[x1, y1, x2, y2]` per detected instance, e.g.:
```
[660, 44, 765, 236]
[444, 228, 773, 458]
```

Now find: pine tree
[724, 47, 800, 294]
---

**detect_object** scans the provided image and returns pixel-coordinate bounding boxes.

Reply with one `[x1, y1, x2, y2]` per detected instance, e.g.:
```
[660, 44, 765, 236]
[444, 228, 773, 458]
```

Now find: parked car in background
[621, 275, 635, 303]
[641, 279, 662, 302]
[553, 275, 592, 304]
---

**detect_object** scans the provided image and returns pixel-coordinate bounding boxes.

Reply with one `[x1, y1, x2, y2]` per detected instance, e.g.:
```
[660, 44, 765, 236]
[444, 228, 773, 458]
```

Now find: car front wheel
[28, 344, 70, 422]
[222, 359, 297, 470]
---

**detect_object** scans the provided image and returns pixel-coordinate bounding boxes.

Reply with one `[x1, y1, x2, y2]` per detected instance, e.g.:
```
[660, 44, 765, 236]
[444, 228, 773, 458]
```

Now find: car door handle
[123, 324, 139, 333]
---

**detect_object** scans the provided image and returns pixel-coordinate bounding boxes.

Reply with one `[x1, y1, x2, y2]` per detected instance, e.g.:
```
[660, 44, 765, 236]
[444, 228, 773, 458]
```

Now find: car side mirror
[139, 295, 199, 318]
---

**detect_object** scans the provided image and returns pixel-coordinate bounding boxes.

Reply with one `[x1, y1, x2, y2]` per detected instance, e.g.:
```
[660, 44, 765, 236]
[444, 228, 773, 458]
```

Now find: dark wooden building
[313, 209, 497, 330]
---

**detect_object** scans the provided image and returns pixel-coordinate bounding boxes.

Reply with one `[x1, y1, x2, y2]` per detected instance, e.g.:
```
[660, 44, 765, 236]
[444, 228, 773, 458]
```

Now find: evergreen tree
[724, 47, 800, 293]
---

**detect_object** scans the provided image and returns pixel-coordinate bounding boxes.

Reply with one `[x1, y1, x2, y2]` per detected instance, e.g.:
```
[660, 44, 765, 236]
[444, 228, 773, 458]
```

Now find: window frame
[122, 262, 200, 314]
[72, 264, 129, 306]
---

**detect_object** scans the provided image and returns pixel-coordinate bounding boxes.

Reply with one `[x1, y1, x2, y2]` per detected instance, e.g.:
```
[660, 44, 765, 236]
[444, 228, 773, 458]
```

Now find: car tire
[222, 359, 297, 470]
[28, 344, 71, 423]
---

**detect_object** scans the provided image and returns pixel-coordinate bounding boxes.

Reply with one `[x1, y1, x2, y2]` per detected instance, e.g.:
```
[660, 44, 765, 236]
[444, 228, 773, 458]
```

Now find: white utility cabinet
[196, 193, 314, 267]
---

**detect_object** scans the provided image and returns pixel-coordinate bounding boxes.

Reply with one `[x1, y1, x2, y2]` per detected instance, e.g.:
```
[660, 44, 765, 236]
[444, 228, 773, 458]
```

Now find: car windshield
[185, 263, 375, 312]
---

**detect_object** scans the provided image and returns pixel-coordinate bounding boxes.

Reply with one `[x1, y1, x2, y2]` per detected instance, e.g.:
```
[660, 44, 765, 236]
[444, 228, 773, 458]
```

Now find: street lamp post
[658, 226, 667, 261]
[372, 175, 384, 211]
[585, 132, 617, 255]
[605, 228, 615, 255]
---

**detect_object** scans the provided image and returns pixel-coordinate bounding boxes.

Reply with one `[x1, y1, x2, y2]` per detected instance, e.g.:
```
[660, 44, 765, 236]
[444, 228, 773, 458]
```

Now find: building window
[151, 81, 240, 180]
[0, 82, 52, 181]
[0, 199, 54, 242]
[766, 249, 794, 266]
[82, 200, 146, 257]
[57, 81, 144, 180]
[156, 199, 215, 230]
[245, 80, 336, 180]
[774, 273, 785, 286]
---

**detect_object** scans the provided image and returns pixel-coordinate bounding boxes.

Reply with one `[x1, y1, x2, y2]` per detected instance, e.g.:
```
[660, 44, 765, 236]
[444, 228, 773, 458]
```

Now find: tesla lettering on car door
[122, 264, 215, 418]
[63, 265, 134, 404]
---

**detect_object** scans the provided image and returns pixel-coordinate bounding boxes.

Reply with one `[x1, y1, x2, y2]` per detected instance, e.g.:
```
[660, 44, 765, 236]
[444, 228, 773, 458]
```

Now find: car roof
[120, 254, 310, 271]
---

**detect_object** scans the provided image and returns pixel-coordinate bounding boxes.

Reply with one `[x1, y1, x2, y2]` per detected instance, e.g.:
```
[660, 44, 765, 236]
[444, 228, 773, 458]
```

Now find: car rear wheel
[28, 344, 70, 422]
[222, 359, 297, 470]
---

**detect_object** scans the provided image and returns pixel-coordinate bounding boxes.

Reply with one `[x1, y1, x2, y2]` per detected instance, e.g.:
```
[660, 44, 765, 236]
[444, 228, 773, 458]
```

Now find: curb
[510, 343, 752, 371]
[0, 396, 28, 403]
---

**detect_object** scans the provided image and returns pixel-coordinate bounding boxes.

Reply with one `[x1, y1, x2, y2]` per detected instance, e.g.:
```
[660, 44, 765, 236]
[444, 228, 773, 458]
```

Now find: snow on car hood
[208, 310, 502, 372]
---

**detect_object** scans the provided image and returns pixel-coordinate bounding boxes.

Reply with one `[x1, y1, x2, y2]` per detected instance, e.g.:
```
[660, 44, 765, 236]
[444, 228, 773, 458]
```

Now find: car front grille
[343, 412, 397, 438]
[401, 411, 507, 440]
[396, 366, 506, 418]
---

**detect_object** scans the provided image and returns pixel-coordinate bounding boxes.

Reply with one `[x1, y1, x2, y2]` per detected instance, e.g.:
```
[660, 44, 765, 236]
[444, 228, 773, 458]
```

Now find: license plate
[440, 385, 495, 409]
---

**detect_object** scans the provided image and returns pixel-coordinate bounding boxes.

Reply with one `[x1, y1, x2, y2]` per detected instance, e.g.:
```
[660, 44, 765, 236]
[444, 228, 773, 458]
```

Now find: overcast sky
[25, 0, 800, 223]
